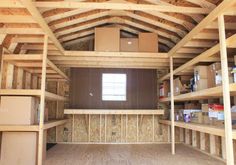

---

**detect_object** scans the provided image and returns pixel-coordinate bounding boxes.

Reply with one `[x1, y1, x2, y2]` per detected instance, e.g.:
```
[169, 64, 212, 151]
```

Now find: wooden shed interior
[1, 0, 236, 165]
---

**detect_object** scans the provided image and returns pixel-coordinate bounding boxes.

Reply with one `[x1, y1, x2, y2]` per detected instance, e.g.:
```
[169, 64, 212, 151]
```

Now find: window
[102, 73, 127, 101]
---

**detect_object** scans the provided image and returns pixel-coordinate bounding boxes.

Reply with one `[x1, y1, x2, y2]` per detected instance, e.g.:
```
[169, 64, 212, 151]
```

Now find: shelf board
[3, 54, 69, 81]
[159, 33, 236, 82]
[159, 83, 236, 102]
[43, 119, 68, 130]
[64, 109, 164, 115]
[0, 125, 39, 131]
[0, 89, 67, 101]
[0, 119, 68, 132]
[159, 120, 236, 140]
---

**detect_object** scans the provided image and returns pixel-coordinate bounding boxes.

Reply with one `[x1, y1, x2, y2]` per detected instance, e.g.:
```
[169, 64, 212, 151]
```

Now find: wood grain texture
[45, 144, 225, 165]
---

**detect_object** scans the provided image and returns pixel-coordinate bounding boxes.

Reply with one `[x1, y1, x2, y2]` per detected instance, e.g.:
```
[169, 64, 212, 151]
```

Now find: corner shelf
[2, 54, 69, 81]
[159, 83, 236, 102]
[0, 119, 69, 132]
[0, 89, 68, 101]
[159, 120, 236, 140]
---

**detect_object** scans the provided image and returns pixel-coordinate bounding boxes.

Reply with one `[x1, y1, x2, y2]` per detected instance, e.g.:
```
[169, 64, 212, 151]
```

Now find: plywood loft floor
[45, 144, 224, 165]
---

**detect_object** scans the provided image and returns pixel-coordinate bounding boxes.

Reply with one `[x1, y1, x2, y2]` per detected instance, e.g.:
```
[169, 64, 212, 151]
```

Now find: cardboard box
[215, 68, 234, 86]
[194, 78, 208, 91]
[160, 81, 170, 98]
[194, 66, 208, 80]
[191, 112, 203, 124]
[95, 27, 120, 51]
[207, 63, 221, 88]
[0, 96, 39, 125]
[1, 132, 37, 165]
[138, 33, 158, 52]
[173, 78, 182, 96]
[184, 102, 201, 109]
[0, 132, 47, 165]
[120, 38, 138, 52]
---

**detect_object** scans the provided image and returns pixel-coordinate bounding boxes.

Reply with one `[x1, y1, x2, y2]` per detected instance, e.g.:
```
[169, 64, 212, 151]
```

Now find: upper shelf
[64, 109, 164, 115]
[159, 83, 236, 102]
[2, 54, 69, 81]
[159, 33, 236, 82]
[0, 89, 67, 101]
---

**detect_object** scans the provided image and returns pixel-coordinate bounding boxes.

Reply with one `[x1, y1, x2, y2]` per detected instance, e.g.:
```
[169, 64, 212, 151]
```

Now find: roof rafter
[34, 1, 210, 14]
[19, 0, 64, 54]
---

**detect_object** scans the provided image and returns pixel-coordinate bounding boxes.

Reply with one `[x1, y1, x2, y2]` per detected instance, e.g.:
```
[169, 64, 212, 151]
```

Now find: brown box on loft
[138, 33, 158, 52]
[120, 38, 139, 52]
[95, 27, 120, 52]
[207, 63, 221, 88]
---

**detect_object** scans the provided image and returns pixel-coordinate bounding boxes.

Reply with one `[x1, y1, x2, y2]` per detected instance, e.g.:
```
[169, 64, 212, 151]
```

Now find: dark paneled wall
[69, 68, 157, 109]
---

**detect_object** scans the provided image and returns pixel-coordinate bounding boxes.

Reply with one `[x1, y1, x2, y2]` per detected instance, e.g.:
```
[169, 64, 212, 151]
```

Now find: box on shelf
[120, 38, 138, 52]
[191, 111, 203, 124]
[159, 81, 170, 98]
[184, 102, 201, 109]
[194, 65, 208, 91]
[0, 96, 39, 125]
[138, 32, 158, 52]
[0, 131, 47, 165]
[173, 78, 188, 95]
[201, 104, 224, 113]
[194, 66, 208, 79]
[95, 27, 120, 52]
[207, 62, 221, 88]
[194, 78, 208, 91]
[215, 68, 234, 86]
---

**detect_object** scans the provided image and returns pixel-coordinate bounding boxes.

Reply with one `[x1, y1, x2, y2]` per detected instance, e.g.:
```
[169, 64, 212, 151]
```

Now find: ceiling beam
[168, 0, 236, 57]
[0, 15, 36, 23]
[34, 2, 210, 14]
[20, 0, 64, 54]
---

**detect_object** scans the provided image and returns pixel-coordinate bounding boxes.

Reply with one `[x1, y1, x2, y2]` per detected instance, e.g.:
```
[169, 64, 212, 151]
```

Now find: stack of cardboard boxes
[0, 96, 47, 165]
[95, 27, 158, 52]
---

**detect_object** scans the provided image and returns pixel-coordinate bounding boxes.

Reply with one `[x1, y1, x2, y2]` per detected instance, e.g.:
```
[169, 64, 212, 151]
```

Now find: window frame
[101, 73, 127, 101]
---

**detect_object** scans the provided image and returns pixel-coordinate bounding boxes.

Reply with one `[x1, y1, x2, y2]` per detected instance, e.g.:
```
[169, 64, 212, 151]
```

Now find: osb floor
[45, 144, 225, 165]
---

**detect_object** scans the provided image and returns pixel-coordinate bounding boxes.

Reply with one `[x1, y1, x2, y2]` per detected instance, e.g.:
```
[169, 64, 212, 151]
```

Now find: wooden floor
[45, 144, 225, 165]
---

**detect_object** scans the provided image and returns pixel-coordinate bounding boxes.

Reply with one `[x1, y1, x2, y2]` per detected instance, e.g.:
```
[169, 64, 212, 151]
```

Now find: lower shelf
[0, 119, 68, 132]
[159, 120, 236, 139]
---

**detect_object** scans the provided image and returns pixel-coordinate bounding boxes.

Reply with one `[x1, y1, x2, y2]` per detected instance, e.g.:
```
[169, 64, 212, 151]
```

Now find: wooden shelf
[3, 54, 69, 81]
[0, 89, 67, 101]
[159, 83, 236, 102]
[159, 120, 236, 140]
[43, 119, 68, 130]
[64, 109, 164, 115]
[0, 119, 68, 132]
[0, 125, 39, 132]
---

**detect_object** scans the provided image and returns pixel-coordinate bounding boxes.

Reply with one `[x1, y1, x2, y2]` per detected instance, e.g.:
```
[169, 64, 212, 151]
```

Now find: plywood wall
[59, 114, 167, 143]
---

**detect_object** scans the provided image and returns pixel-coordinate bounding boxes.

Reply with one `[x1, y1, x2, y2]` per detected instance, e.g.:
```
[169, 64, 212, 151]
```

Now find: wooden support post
[210, 134, 216, 155]
[88, 114, 90, 142]
[179, 128, 184, 142]
[37, 35, 48, 165]
[221, 137, 226, 159]
[152, 114, 155, 142]
[170, 56, 175, 154]
[0, 46, 3, 88]
[121, 114, 123, 142]
[137, 114, 139, 142]
[126, 114, 128, 142]
[100, 114, 102, 142]
[185, 129, 190, 145]
[200, 132, 206, 151]
[72, 114, 75, 142]
[218, 15, 234, 165]
[105, 115, 107, 142]
[192, 130, 197, 147]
